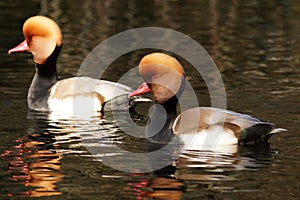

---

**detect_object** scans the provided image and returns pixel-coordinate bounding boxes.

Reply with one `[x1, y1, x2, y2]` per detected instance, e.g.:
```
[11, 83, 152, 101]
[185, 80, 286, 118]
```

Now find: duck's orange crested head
[138, 52, 184, 80]
[130, 53, 185, 103]
[9, 16, 62, 64]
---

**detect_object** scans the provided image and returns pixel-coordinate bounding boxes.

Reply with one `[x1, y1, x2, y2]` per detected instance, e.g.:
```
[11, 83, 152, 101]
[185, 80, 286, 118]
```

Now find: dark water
[0, 0, 299, 199]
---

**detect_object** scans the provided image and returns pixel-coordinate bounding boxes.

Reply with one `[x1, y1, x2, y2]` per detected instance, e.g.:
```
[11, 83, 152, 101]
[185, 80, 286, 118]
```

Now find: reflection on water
[1, 111, 118, 197]
[1, 113, 64, 197]
[1, 109, 277, 199]
[127, 144, 274, 200]
[129, 165, 184, 200]
[1, 0, 300, 199]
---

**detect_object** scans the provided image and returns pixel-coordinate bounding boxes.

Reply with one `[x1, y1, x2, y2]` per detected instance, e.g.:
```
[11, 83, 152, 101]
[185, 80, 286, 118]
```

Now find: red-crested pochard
[9, 16, 142, 117]
[129, 53, 286, 146]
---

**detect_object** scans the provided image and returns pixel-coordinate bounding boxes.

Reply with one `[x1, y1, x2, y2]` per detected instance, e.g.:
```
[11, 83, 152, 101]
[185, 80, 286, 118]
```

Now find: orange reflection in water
[128, 166, 184, 200]
[130, 177, 184, 200]
[2, 133, 64, 197]
[141, 177, 183, 200]
[127, 143, 272, 199]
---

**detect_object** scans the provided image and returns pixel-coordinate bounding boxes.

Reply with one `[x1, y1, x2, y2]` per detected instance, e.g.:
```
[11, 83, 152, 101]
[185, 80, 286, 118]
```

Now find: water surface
[0, 0, 299, 199]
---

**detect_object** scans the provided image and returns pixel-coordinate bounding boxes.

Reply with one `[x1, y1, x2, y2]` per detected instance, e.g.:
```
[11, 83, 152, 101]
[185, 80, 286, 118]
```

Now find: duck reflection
[128, 143, 273, 199]
[1, 111, 64, 197]
[1, 104, 275, 199]
[128, 165, 184, 200]
[126, 105, 274, 199]
[0, 96, 148, 198]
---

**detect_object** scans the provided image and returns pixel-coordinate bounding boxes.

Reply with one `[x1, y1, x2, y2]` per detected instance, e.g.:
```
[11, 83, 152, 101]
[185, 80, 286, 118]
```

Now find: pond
[0, 0, 299, 199]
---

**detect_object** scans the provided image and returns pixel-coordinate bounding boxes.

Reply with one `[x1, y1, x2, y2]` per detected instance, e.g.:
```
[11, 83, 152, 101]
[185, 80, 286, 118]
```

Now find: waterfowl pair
[129, 53, 286, 146]
[9, 16, 138, 117]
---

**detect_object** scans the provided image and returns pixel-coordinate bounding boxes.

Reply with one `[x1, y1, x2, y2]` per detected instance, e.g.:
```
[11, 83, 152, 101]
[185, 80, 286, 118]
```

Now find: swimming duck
[9, 16, 139, 117]
[129, 53, 286, 147]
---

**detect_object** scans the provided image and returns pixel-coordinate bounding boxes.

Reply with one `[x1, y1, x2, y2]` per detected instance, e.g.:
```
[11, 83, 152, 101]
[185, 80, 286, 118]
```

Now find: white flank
[178, 125, 238, 152]
[48, 95, 102, 119]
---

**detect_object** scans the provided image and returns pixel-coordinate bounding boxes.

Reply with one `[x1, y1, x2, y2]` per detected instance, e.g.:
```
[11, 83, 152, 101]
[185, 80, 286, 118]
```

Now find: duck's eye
[31, 36, 37, 41]
[151, 74, 160, 81]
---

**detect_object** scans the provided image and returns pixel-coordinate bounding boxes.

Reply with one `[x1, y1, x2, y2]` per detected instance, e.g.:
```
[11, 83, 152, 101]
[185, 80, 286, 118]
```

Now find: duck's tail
[240, 123, 286, 145]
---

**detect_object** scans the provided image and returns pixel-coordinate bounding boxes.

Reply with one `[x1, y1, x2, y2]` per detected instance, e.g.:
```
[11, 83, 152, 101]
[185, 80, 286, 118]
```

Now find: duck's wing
[94, 79, 133, 101]
[49, 77, 131, 101]
[173, 107, 286, 144]
[173, 107, 262, 134]
[49, 77, 152, 112]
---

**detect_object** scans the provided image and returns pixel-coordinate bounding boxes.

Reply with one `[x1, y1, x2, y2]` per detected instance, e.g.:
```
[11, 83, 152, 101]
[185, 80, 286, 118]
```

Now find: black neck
[146, 77, 186, 144]
[145, 95, 179, 144]
[35, 45, 61, 80]
[160, 95, 178, 118]
[27, 45, 62, 110]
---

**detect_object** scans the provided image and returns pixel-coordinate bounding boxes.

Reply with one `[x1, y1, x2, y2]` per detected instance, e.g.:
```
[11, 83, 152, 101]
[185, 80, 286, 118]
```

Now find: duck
[129, 52, 286, 148]
[9, 16, 142, 117]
